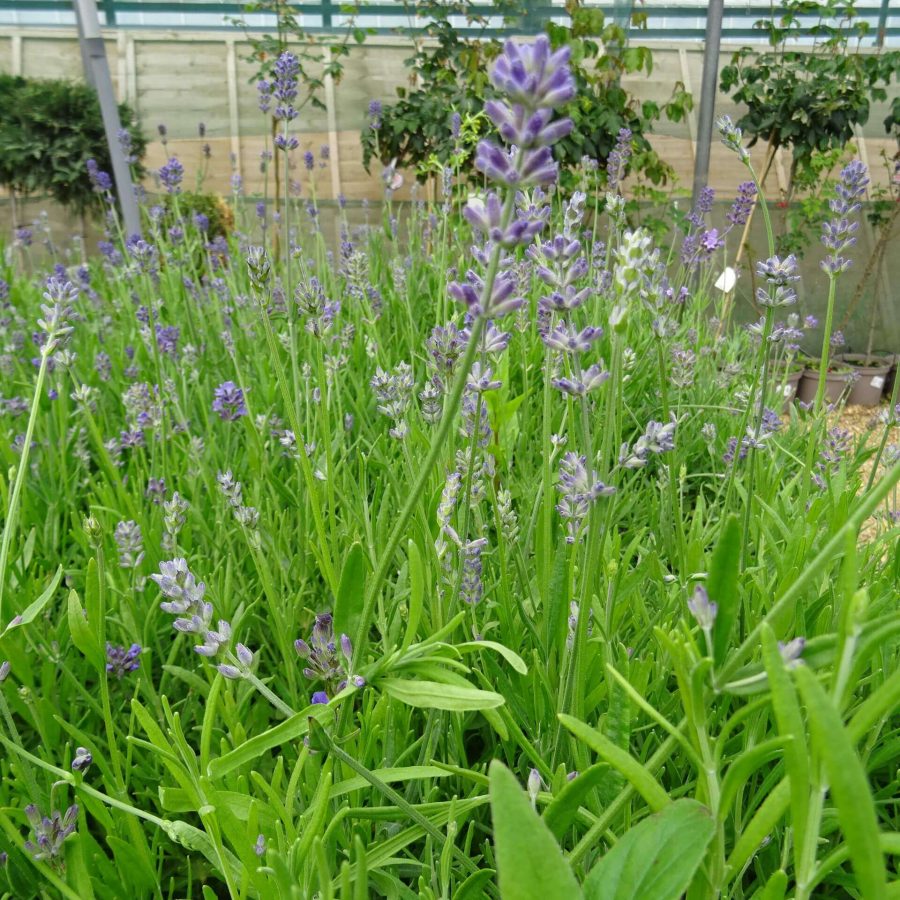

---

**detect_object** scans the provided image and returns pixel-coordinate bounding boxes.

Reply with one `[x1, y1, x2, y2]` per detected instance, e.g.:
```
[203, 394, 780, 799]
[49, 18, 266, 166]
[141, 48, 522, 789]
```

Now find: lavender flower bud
[687, 585, 717, 632]
[71, 747, 93, 773]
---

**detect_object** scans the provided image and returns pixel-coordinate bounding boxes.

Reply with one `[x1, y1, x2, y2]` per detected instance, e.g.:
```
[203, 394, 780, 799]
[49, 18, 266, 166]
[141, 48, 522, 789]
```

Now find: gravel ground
[828, 402, 898, 541]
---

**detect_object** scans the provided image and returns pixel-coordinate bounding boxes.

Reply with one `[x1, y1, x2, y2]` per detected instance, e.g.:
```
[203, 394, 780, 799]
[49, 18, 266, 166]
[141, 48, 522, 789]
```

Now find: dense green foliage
[0, 131, 899, 896]
[0, 73, 145, 217]
[720, 0, 899, 182]
[361, 2, 692, 194]
[1, 12, 899, 898]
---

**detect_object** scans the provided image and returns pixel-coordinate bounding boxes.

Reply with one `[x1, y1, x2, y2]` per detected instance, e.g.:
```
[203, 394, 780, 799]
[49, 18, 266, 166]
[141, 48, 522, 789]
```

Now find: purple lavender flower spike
[158, 157, 184, 194]
[368, 99, 382, 131]
[213, 381, 248, 421]
[606, 127, 632, 191]
[106, 642, 141, 678]
[489, 36, 575, 111]
[23, 804, 79, 863]
[726, 181, 757, 229]
[556, 452, 615, 543]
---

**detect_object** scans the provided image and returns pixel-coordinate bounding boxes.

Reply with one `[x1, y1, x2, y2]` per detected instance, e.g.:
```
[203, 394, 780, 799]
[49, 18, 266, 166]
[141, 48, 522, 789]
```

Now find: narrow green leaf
[489, 760, 583, 900]
[453, 640, 528, 674]
[63, 835, 96, 900]
[582, 800, 715, 900]
[400, 539, 424, 652]
[794, 665, 888, 898]
[0, 564, 62, 640]
[84, 557, 100, 638]
[207, 704, 330, 780]
[558, 714, 670, 811]
[718, 736, 790, 820]
[726, 778, 790, 878]
[380, 678, 504, 712]
[848, 666, 900, 744]
[330, 765, 449, 798]
[544, 762, 609, 840]
[333, 542, 366, 645]
[161, 820, 242, 887]
[66, 589, 104, 671]
[455, 869, 496, 900]
[106, 836, 159, 894]
[757, 870, 788, 900]
[546, 535, 570, 657]
[709, 515, 741, 665]
[760, 625, 809, 859]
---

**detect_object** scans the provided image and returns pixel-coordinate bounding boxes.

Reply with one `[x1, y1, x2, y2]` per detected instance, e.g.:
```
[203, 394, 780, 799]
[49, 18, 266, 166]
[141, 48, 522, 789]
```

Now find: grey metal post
[73, 0, 142, 238]
[691, 0, 724, 213]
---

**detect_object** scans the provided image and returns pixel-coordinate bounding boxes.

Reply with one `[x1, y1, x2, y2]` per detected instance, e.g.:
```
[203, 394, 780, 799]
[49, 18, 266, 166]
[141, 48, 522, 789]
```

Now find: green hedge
[0, 73, 146, 218]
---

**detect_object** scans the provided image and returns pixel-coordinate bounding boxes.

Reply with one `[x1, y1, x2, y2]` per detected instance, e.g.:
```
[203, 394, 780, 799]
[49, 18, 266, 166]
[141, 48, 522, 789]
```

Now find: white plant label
[783, 384, 794, 396]
[871, 376, 885, 389]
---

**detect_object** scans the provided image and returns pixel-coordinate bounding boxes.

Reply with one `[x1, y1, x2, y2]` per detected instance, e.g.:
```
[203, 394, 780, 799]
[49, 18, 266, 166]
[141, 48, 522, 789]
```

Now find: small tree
[0, 74, 146, 231]
[720, 0, 898, 209]
[361, 0, 692, 204]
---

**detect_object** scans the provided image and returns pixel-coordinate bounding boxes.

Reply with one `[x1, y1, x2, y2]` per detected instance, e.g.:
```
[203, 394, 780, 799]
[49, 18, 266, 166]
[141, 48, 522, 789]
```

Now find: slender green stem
[0, 348, 51, 622]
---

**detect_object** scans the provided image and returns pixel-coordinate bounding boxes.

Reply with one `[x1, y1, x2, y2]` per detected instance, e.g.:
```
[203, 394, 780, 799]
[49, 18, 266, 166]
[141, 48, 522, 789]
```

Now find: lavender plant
[0, 35, 898, 900]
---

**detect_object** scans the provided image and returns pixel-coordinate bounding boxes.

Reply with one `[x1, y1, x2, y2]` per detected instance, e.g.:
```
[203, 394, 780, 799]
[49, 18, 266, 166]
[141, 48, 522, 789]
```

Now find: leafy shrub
[161, 191, 234, 242]
[0, 74, 146, 218]
[361, 1, 691, 193]
[720, 0, 899, 183]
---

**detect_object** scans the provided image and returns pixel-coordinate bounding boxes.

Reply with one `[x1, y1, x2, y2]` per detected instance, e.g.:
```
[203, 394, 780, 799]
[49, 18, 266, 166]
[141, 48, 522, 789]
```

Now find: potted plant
[838, 137, 900, 405]
[720, 0, 900, 382]
[797, 359, 855, 406]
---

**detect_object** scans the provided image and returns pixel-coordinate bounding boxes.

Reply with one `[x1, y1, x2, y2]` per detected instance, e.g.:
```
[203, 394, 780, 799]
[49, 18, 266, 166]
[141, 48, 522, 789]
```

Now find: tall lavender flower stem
[251, 265, 339, 594]
[0, 349, 51, 621]
[812, 273, 839, 416]
[350, 290, 490, 672]
[714, 124, 778, 539]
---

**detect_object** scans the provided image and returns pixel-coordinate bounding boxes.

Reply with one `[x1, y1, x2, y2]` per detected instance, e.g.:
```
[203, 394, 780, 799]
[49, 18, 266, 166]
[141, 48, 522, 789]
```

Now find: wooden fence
[0, 28, 896, 203]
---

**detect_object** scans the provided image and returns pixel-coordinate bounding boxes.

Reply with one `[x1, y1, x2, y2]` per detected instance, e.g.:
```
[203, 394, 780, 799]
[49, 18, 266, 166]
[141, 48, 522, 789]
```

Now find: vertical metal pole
[876, 0, 889, 48]
[691, 0, 724, 212]
[73, 0, 142, 238]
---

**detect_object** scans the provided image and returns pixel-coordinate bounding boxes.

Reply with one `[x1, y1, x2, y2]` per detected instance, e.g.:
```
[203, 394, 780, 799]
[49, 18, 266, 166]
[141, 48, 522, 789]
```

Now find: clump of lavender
[23, 804, 78, 866]
[106, 642, 141, 678]
[212, 381, 248, 421]
[371, 362, 415, 440]
[114, 520, 144, 569]
[151, 559, 255, 680]
[294, 613, 364, 703]
[556, 452, 615, 543]
[620, 416, 677, 469]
